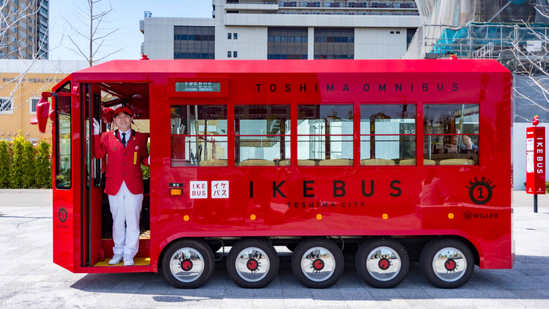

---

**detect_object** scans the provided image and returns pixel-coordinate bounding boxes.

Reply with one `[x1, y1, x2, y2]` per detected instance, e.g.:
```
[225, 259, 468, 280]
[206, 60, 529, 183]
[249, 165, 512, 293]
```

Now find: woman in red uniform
[93, 106, 150, 266]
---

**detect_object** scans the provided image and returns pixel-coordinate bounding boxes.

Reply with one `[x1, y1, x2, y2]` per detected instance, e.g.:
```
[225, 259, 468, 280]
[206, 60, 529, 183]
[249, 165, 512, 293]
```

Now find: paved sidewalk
[0, 190, 549, 308]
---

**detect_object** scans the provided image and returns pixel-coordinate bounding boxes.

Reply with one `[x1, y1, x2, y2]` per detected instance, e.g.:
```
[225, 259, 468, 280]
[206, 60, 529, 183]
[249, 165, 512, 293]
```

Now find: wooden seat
[239, 159, 275, 166]
[279, 159, 316, 166]
[360, 159, 395, 166]
[399, 159, 436, 166]
[318, 159, 353, 166]
[439, 158, 475, 165]
[199, 160, 227, 167]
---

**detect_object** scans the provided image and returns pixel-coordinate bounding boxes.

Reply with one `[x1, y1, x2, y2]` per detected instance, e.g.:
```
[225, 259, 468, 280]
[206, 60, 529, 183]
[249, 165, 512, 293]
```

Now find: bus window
[55, 82, 72, 189]
[235, 105, 290, 166]
[298, 104, 353, 166]
[424, 104, 479, 165]
[360, 104, 416, 166]
[170, 105, 228, 167]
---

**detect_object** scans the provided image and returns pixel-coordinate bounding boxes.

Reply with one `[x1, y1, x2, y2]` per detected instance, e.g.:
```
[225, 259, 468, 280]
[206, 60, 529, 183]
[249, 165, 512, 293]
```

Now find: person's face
[113, 113, 132, 131]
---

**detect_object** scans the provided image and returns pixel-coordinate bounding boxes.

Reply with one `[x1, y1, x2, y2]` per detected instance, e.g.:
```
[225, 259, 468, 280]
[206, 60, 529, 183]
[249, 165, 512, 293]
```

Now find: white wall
[513, 123, 549, 190]
[355, 28, 408, 59]
[216, 27, 268, 60]
[0, 60, 90, 73]
[143, 18, 216, 60]
[224, 14, 421, 28]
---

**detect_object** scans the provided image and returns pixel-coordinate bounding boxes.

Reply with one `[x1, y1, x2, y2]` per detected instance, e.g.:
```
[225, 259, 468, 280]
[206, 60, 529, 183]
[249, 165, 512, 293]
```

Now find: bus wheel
[162, 239, 215, 289]
[420, 238, 474, 289]
[355, 238, 409, 288]
[291, 238, 344, 288]
[226, 238, 279, 288]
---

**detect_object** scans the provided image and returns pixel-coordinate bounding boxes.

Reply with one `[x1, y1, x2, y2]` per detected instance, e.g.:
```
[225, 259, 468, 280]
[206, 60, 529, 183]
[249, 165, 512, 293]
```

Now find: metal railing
[225, 0, 417, 9]
[411, 24, 549, 60]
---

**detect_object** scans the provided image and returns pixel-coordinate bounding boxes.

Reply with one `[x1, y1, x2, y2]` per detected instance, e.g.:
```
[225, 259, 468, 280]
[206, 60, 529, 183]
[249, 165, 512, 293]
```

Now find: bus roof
[74, 59, 510, 76]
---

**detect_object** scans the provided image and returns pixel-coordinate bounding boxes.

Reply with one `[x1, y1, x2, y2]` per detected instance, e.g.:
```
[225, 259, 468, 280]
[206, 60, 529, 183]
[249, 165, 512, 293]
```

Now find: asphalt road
[1, 189, 549, 308]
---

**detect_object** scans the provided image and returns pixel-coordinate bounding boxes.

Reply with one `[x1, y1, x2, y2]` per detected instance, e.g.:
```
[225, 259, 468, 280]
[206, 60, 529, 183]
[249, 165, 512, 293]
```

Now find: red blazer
[94, 130, 149, 196]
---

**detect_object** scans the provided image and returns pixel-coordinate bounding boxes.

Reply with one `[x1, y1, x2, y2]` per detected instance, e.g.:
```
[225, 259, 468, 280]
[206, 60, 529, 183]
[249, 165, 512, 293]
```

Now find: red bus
[43, 59, 513, 289]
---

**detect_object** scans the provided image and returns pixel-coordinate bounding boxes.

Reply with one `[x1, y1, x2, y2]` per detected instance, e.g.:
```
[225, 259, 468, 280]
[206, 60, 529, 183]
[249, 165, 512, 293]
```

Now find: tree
[0, 139, 10, 188]
[21, 139, 36, 188]
[0, 0, 63, 116]
[35, 141, 51, 188]
[64, 0, 122, 67]
[9, 135, 24, 188]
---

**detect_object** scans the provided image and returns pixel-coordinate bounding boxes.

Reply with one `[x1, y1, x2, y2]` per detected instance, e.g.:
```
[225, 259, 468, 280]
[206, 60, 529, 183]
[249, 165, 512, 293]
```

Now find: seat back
[360, 159, 395, 166]
[318, 159, 353, 166]
[439, 158, 475, 165]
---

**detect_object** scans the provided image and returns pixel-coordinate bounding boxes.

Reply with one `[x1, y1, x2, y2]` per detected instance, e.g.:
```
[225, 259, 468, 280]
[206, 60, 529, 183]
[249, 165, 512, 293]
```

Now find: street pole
[534, 194, 538, 213]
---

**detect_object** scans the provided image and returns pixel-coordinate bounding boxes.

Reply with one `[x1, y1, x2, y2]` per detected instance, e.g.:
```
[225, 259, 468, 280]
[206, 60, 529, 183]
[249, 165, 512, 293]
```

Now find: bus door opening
[82, 82, 151, 267]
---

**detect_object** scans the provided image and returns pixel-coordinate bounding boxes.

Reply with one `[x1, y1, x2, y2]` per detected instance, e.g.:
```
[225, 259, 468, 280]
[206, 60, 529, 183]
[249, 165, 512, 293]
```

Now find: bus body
[50, 59, 513, 288]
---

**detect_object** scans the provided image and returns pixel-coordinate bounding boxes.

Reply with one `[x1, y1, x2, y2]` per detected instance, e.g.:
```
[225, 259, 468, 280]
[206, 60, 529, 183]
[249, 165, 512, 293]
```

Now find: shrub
[0, 139, 10, 188]
[21, 140, 36, 188]
[35, 141, 52, 189]
[9, 136, 25, 188]
[141, 141, 150, 178]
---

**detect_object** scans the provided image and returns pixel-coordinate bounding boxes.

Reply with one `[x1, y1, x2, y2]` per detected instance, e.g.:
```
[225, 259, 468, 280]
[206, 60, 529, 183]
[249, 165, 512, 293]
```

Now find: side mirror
[29, 92, 52, 133]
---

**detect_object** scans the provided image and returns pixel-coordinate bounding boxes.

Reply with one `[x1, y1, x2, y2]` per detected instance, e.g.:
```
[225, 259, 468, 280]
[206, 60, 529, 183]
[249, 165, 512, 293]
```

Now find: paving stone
[2, 190, 549, 308]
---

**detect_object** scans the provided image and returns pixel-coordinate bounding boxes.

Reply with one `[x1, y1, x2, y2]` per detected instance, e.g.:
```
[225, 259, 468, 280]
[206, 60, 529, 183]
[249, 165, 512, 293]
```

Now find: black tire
[161, 239, 215, 289]
[226, 238, 279, 288]
[420, 238, 474, 289]
[291, 238, 344, 288]
[355, 238, 409, 288]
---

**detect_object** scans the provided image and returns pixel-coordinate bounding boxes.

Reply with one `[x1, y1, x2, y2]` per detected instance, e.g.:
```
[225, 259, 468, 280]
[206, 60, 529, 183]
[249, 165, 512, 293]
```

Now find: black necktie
[121, 132, 126, 148]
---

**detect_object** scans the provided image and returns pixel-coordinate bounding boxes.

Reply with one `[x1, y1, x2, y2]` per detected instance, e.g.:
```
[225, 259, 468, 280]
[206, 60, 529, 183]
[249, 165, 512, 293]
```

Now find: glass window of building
[227, 33, 231, 39]
[268, 27, 308, 60]
[174, 26, 215, 59]
[233, 51, 237, 58]
[424, 104, 479, 165]
[235, 105, 291, 166]
[171, 105, 228, 167]
[298, 104, 353, 166]
[360, 104, 416, 166]
[233, 33, 238, 40]
[314, 28, 355, 59]
[227, 51, 231, 58]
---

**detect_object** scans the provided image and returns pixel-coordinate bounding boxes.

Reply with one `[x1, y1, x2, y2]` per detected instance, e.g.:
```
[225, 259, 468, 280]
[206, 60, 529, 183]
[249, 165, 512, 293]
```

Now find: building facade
[0, 0, 49, 59]
[0, 60, 89, 142]
[404, 0, 549, 190]
[140, 0, 421, 60]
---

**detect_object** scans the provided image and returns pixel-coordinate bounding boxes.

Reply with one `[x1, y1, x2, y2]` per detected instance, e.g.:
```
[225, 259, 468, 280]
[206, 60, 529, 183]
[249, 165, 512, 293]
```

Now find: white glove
[93, 118, 100, 135]
[148, 156, 150, 165]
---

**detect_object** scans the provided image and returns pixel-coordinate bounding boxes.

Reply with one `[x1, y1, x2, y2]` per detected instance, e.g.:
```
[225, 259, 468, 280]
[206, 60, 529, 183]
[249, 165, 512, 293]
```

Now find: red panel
[52, 75, 76, 272]
[526, 127, 546, 194]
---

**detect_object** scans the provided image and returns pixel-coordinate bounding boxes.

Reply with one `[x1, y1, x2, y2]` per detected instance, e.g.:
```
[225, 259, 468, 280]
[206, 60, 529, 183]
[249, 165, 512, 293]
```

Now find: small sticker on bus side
[212, 181, 229, 199]
[190, 181, 208, 199]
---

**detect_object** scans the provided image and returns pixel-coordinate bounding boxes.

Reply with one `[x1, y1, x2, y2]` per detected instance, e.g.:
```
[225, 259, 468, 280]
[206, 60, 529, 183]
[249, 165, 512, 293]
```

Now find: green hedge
[0, 137, 52, 189]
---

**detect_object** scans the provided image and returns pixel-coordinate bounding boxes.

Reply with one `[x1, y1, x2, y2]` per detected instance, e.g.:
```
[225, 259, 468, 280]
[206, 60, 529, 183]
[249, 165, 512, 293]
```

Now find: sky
[48, 0, 212, 62]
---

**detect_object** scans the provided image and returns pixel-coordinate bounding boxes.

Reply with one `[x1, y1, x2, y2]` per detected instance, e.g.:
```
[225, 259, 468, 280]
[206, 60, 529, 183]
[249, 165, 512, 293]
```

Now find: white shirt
[119, 129, 131, 145]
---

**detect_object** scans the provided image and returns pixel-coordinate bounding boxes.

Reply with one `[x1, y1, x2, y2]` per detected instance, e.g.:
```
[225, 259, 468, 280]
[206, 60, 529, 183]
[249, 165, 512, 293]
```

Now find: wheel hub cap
[301, 247, 336, 282]
[366, 246, 402, 282]
[432, 247, 467, 282]
[313, 259, 325, 271]
[235, 247, 270, 282]
[246, 259, 259, 271]
[169, 248, 205, 283]
[181, 259, 193, 271]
